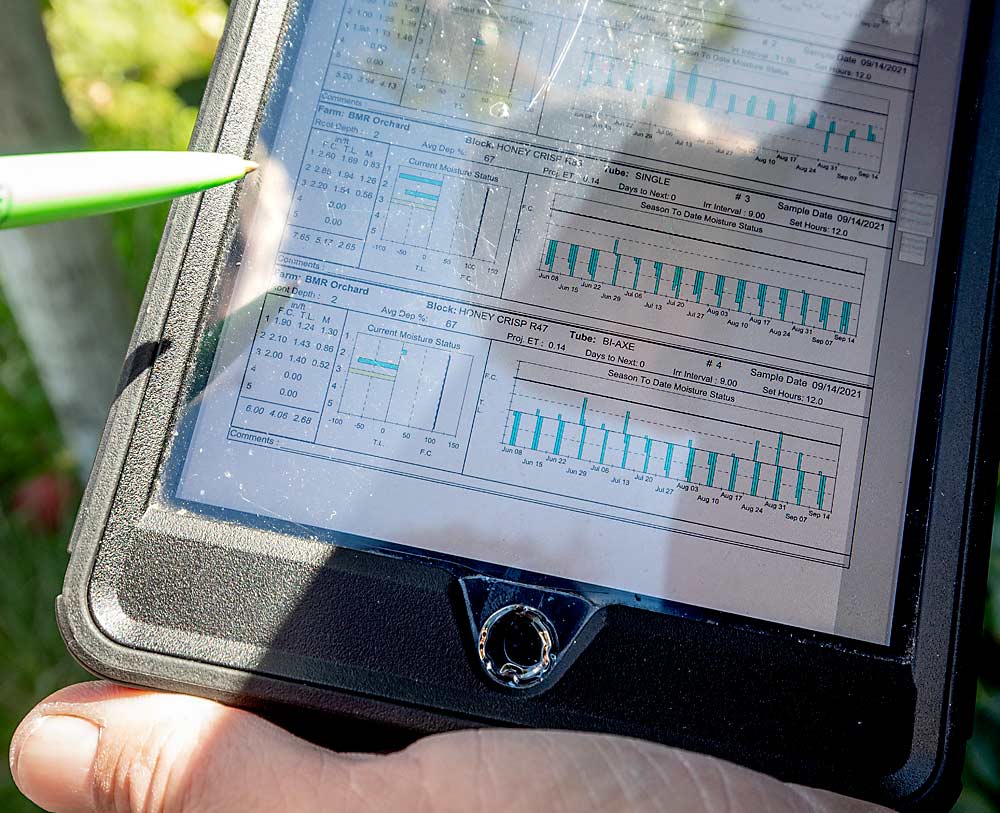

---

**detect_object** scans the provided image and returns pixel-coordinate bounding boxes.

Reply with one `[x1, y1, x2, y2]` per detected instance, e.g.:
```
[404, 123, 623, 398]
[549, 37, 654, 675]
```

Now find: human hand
[11, 682, 888, 812]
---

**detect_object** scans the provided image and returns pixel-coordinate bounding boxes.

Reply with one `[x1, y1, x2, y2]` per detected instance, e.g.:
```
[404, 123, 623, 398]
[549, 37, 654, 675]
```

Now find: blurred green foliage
[44, 0, 227, 151]
[0, 297, 66, 491]
[0, 515, 90, 812]
[0, 1, 998, 811]
[0, 2, 227, 811]
[44, 0, 230, 302]
[961, 515, 1000, 812]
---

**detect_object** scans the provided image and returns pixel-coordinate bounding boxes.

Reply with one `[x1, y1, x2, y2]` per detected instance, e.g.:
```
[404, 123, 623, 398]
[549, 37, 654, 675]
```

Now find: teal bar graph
[545, 239, 557, 270]
[686, 66, 699, 103]
[531, 409, 543, 451]
[399, 172, 443, 187]
[504, 386, 837, 511]
[823, 121, 836, 153]
[844, 128, 856, 153]
[540, 238, 858, 336]
[751, 440, 761, 496]
[772, 433, 784, 502]
[358, 357, 399, 372]
[509, 411, 522, 445]
[795, 452, 804, 505]
[621, 412, 631, 466]
[577, 51, 886, 167]
[567, 244, 579, 276]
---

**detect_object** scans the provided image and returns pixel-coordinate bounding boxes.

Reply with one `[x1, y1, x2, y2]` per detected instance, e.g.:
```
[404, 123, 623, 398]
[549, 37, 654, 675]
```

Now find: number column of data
[234, 297, 346, 441]
[286, 131, 388, 265]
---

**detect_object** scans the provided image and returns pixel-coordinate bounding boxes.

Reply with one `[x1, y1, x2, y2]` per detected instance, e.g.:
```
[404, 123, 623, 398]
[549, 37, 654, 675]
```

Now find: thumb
[9, 681, 349, 813]
[10, 681, 887, 813]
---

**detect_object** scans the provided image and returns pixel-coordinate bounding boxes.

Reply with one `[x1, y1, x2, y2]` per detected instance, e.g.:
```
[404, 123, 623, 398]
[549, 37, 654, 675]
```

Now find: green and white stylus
[0, 151, 258, 230]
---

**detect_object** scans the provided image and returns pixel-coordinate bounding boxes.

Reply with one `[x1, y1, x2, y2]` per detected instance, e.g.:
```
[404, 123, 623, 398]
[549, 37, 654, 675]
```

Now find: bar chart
[528, 0, 914, 205]
[382, 170, 442, 247]
[324, 0, 915, 205]
[381, 167, 511, 262]
[540, 236, 860, 336]
[502, 364, 841, 511]
[537, 205, 865, 339]
[338, 334, 474, 436]
[574, 51, 888, 173]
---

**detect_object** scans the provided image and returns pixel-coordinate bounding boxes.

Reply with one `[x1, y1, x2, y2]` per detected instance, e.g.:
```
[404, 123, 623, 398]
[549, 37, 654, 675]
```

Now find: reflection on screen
[172, 0, 968, 644]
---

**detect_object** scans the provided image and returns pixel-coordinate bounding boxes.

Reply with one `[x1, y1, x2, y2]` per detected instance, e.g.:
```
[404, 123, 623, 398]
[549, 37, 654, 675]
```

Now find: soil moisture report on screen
[172, 0, 969, 645]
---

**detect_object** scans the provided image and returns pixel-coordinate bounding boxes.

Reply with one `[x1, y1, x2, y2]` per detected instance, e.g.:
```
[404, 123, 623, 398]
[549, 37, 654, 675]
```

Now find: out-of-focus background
[0, 1, 998, 810]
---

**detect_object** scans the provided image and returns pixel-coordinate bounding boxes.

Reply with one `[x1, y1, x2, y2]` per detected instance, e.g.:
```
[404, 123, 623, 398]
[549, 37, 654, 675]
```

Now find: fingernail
[12, 715, 99, 812]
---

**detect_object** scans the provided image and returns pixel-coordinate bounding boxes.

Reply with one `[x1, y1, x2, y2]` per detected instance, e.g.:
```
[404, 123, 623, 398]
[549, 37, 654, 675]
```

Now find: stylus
[0, 151, 258, 230]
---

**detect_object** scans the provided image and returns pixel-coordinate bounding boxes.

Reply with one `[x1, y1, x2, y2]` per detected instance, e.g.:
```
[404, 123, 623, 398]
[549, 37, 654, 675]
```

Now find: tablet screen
[170, 0, 970, 644]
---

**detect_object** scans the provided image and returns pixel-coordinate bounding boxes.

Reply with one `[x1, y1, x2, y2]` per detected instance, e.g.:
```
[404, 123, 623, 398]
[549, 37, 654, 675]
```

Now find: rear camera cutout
[477, 604, 558, 689]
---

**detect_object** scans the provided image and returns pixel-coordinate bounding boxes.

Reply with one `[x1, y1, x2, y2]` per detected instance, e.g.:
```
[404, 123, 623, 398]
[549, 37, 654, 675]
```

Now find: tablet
[184, 0, 950, 643]
[61, 0, 1000, 808]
